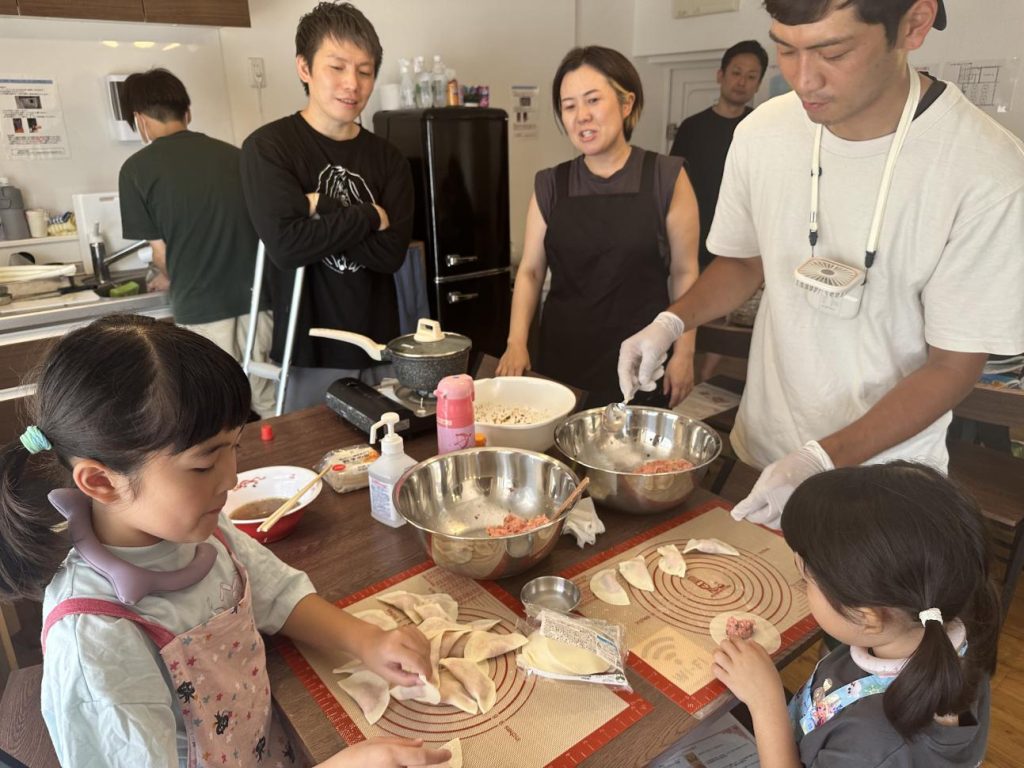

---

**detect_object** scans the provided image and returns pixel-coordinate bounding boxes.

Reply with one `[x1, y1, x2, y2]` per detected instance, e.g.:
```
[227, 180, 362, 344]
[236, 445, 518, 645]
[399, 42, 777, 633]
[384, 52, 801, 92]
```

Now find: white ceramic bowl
[473, 377, 576, 452]
[224, 466, 323, 543]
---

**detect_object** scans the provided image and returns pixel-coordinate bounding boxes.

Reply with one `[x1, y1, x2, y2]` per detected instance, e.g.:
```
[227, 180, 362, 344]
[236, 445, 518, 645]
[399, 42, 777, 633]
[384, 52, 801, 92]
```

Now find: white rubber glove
[730, 441, 834, 529]
[617, 311, 686, 402]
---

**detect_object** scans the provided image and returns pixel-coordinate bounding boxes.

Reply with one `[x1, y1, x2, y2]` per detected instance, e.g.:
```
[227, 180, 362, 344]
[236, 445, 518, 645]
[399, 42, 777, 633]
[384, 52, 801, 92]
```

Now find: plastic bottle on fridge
[431, 55, 447, 107]
[398, 58, 415, 108]
[367, 412, 416, 527]
[435, 374, 475, 454]
[414, 56, 432, 109]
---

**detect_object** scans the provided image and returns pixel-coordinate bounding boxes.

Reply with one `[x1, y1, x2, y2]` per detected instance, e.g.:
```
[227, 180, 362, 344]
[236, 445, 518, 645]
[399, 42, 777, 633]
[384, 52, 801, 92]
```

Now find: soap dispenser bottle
[368, 412, 416, 527]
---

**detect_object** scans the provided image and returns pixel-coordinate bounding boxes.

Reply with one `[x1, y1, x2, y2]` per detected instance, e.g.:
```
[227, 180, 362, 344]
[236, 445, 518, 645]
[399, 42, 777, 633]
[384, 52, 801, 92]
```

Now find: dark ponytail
[0, 314, 251, 601]
[782, 462, 1001, 739]
[0, 441, 69, 600]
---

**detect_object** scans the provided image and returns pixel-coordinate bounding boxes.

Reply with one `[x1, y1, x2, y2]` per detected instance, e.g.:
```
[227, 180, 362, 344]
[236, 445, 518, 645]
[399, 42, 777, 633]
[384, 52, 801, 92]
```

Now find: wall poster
[0, 76, 71, 159]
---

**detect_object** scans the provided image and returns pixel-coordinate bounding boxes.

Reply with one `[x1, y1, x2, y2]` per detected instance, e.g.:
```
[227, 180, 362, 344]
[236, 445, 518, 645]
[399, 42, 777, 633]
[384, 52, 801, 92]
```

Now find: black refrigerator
[373, 108, 511, 357]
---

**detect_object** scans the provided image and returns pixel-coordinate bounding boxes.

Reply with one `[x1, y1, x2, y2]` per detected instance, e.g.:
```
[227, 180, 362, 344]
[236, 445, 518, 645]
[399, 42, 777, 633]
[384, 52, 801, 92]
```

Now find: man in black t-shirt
[241, 2, 414, 412]
[670, 40, 768, 272]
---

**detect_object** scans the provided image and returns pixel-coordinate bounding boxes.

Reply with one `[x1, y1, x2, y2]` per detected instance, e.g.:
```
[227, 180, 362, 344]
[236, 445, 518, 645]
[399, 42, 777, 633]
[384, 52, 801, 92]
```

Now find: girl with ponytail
[712, 462, 999, 767]
[0, 314, 447, 768]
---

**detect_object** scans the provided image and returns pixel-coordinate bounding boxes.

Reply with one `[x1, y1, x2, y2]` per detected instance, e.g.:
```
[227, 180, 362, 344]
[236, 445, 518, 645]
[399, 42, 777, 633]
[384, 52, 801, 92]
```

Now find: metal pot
[310, 318, 471, 393]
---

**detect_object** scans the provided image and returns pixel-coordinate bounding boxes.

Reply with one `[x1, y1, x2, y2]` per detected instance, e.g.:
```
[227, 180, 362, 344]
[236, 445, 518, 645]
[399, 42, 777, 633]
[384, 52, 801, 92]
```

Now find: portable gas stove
[325, 377, 436, 438]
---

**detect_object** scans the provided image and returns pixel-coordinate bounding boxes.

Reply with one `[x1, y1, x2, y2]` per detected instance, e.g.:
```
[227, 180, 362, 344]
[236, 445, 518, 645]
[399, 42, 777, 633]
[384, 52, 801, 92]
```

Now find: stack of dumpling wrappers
[333, 591, 528, 726]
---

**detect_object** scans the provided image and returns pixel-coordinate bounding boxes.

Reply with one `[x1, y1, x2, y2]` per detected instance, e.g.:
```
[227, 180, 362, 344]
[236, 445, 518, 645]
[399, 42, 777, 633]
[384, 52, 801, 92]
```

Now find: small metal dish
[520, 576, 581, 615]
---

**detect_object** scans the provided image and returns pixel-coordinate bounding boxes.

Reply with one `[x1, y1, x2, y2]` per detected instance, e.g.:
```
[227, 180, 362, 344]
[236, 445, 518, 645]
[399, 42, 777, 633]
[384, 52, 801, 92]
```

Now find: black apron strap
[554, 159, 572, 204]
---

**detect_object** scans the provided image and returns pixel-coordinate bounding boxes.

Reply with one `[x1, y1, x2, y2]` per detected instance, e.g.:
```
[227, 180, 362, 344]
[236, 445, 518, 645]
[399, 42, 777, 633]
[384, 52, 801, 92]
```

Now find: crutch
[242, 240, 305, 417]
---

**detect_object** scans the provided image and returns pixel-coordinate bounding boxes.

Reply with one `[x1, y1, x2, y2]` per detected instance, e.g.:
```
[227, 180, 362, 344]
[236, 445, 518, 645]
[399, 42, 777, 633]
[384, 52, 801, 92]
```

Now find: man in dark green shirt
[118, 68, 275, 416]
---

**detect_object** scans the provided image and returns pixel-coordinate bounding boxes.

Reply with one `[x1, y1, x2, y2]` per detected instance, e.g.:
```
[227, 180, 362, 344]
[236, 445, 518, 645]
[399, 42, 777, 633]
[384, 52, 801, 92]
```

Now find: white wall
[0, 17, 235, 214]
[632, 0, 1024, 139]
[218, 0, 580, 265]
[576, 0, 665, 155]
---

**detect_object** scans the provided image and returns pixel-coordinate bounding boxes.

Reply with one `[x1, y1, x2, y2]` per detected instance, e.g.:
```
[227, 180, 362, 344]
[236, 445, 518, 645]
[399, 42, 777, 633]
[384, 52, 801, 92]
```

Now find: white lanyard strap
[808, 62, 922, 269]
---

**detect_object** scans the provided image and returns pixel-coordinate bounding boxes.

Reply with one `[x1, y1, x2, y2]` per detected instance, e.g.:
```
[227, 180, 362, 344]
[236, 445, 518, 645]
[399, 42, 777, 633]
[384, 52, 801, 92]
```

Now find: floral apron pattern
[43, 531, 307, 768]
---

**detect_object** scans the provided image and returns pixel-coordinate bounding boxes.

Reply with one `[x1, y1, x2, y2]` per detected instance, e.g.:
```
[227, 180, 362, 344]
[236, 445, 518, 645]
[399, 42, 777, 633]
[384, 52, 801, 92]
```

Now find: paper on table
[649, 711, 758, 768]
[673, 382, 742, 421]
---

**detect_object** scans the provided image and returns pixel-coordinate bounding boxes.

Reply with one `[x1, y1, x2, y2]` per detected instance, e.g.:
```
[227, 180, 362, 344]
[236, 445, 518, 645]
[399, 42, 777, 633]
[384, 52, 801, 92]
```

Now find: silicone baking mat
[276, 563, 652, 767]
[562, 502, 817, 719]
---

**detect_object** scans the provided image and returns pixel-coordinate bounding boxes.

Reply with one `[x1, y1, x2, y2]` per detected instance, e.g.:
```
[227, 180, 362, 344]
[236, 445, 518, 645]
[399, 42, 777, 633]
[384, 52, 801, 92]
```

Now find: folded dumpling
[377, 591, 459, 623]
[656, 544, 687, 577]
[337, 669, 389, 725]
[683, 538, 740, 556]
[353, 608, 398, 631]
[590, 567, 630, 605]
[390, 673, 442, 705]
[618, 555, 654, 591]
[438, 669, 477, 714]
[440, 657, 496, 714]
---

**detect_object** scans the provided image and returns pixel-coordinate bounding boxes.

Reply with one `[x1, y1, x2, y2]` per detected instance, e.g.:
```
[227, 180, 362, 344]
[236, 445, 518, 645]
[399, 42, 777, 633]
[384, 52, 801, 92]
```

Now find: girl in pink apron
[711, 463, 998, 767]
[0, 315, 450, 768]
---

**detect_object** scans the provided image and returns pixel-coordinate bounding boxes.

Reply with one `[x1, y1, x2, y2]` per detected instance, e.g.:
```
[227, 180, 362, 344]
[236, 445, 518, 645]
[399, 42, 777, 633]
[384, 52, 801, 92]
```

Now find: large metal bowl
[393, 447, 581, 579]
[554, 406, 722, 514]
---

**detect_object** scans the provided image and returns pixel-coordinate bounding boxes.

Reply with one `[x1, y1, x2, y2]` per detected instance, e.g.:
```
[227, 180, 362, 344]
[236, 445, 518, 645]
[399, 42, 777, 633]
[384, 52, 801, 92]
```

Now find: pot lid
[388, 318, 472, 359]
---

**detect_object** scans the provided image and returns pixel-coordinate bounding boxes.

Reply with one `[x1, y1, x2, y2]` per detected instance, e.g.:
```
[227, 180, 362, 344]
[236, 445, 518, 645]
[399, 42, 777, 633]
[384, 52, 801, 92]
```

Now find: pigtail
[0, 440, 68, 600]
[883, 619, 965, 738]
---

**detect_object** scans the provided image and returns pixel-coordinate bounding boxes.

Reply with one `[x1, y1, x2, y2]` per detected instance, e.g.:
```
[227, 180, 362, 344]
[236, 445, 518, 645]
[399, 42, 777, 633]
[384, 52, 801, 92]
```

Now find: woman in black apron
[497, 46, 699, 407]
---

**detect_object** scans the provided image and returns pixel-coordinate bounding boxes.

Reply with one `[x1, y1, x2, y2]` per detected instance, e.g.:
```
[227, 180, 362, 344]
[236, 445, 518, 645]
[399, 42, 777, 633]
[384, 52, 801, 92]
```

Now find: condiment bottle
[435, 374, 475, 454]
[367, 412, 416, 528]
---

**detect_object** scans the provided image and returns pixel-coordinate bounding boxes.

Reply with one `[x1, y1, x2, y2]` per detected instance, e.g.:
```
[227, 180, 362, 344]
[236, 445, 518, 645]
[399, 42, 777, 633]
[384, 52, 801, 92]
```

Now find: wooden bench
[0, 665, 58, 768]
[948, 384, 1024, 612]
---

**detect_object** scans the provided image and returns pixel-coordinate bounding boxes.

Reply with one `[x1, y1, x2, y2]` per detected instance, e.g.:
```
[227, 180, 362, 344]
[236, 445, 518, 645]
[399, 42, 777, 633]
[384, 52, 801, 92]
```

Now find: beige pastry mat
[277, 563, 652, 767]
[561, 503, 817, 719]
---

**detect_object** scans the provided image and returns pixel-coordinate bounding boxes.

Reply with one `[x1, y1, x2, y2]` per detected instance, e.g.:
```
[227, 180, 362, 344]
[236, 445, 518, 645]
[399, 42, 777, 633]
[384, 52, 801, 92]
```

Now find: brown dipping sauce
[228, 498, 288, 520]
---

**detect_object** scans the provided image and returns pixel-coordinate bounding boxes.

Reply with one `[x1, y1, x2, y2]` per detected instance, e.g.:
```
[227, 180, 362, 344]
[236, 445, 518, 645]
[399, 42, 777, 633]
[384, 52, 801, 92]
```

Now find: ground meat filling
[486, 514, 550, 537]
[726, 616, 756, 640]
[635, 458, 695, 474]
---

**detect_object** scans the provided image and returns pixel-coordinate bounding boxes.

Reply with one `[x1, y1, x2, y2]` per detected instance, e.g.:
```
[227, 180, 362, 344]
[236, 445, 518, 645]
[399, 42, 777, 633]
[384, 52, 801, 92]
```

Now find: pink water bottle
[435, 374, 475, 453]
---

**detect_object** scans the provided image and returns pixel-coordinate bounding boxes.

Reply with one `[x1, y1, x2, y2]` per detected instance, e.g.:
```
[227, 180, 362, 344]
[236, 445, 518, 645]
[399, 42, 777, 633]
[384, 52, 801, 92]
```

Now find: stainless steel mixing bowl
[554, 406, 722, 514]
[393, 447, 581, 579]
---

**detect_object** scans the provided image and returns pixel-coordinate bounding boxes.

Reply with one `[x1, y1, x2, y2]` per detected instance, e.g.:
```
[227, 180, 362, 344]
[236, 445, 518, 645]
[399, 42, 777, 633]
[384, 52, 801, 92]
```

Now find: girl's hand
[664, 349, 694, 408]
[319, 738, 451, 767]
[358, 625, 431, 687]
[712, 638, 786, 713]
[496, 343, 530, 376]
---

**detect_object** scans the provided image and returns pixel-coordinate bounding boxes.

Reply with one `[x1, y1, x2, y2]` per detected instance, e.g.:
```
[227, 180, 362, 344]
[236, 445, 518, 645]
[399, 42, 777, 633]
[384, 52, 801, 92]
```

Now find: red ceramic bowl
[224, 466, 323, 544]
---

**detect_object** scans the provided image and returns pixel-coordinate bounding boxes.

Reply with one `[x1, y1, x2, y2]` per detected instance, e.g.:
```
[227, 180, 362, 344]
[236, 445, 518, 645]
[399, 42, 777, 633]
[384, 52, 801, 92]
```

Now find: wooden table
[241, 406, 815, 767]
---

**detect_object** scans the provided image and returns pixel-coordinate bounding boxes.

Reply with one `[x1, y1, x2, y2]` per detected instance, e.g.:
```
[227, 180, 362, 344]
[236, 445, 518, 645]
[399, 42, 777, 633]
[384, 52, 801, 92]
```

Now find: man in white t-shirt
[617, 0, 1024, 527]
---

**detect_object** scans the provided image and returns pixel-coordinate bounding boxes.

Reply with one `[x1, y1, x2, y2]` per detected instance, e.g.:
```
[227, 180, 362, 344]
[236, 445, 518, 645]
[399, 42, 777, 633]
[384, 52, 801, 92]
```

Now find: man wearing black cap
[621, 1, 1024, 522]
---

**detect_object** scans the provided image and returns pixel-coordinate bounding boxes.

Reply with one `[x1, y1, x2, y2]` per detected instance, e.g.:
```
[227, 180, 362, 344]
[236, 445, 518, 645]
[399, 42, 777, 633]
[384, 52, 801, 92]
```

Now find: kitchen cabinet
[142, 0, 249, 27]
[17, 0, 145, 22]
[12, 0, 250, 25]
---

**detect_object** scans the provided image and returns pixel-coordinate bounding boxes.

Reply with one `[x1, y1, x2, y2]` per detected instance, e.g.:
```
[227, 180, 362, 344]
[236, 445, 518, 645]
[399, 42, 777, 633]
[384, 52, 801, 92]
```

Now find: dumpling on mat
[337, 669, 389, 724]
[618, 555, 654, 591]
[683, 538, 740, 556]
[590, 567, 630, 606]
[656, 544, 687, 577]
